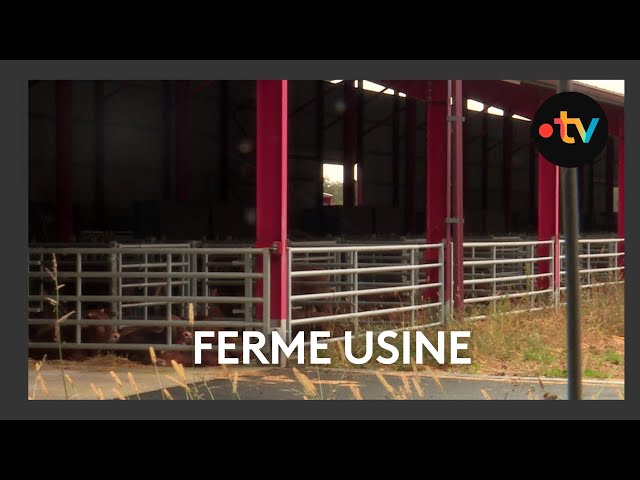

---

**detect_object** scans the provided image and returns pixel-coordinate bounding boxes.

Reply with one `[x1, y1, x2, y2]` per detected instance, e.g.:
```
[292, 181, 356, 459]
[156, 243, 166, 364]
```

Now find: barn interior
[28, 80, 622, 245]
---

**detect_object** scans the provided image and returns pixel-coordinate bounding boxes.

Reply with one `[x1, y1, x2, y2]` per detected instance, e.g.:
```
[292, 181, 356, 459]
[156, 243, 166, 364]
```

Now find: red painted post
[618, 130, 624, 268]
[256, 80, 288, 329]
[175, 80, 190, 201]
[451, 80, 465, 314]
[55, 81, 73, 242]
[343, 81, 356, 207]
[405, 99, 417, 233]
[425, 81, 448, 303]
[537, 154, 560, 291]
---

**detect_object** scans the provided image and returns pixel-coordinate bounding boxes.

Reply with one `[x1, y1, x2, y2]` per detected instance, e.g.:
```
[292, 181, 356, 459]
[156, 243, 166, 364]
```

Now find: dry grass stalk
[375, 371, 402, 400]
[112, 388, 127, 400]
[480, 389, 492, 400]
[110, 371, 124, 388]
[90, 383, 105, 400]
[162, 388, 174, 400]
[292, 368, 318, 398]
[349, 384, 364, 400]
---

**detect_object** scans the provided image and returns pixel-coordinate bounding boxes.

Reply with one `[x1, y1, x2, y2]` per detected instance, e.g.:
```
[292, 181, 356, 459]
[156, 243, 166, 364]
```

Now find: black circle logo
[532, 92, 608, 168]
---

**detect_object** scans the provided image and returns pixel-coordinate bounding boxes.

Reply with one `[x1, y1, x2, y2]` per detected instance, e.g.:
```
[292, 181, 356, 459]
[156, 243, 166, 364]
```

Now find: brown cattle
[28, 308, 120, 361]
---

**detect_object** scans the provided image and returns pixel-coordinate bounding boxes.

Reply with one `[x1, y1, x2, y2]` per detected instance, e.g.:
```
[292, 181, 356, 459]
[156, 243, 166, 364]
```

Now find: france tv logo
[532, 91, 608, 168]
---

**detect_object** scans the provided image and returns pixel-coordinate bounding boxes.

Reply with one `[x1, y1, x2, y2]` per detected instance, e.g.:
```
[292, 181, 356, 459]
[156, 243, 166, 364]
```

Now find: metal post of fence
[166, 253, 173, 345]
[263, 249, 273, 343]
[439, 242, 445, 324]
[180, 252, 187, 318]
[110, 242, 119, 326]
[204, 253, 209, 316]
[410, 249, 416, 326]
[39, 252, 44, 313]
[244, 253, 253, 328]
[614, 241, 619, 281]
[143, 253, 149, 321]
[76, 253, 82, 344]
[492, 245, 497, 314]
[587, 241, 591, 287]
[471, 246, 476, 295]
[552, 239, 559, 311]
[354, 250, 360, 334]
[285, 248, 291, 345]
[529, 244, 535, 309]
[189, 243, 197, 314]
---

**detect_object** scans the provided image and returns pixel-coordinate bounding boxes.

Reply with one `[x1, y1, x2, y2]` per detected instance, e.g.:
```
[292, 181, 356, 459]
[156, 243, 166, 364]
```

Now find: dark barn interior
[29, 80, 620, 244]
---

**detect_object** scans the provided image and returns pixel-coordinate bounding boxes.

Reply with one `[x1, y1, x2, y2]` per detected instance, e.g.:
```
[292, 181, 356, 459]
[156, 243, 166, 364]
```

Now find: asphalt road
[133, 368, 623, 401]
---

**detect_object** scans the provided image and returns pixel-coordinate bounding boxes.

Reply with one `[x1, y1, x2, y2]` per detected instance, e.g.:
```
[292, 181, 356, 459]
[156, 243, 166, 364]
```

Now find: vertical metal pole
[166, 253, 172, 345]
[76, 253, 82, 344]
[354, 251, 359, 334]
[410, 249, 416, 325]
[286, 248, 292, 344]
[587, 242, 591, 287]
[425, 81, 448, 305]
[110, 242, 119, 325]
[530, 245, 535, 309]
[244, 253, 252, 326]
[143, 253, 149, 321]
[559, 79, 582, 400]
[492, 245, 497, 314]
[451, 80, 465, 315]
[256, 80, 288, 338]
[438, 242, 445, 324]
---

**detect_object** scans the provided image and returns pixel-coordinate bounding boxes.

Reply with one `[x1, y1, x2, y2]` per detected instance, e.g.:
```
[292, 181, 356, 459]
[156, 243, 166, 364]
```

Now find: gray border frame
[6, 60, 637, 419]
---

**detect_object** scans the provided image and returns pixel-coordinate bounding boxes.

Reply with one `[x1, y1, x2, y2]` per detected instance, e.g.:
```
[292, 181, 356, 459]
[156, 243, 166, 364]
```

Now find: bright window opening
[487, 106, 504, 116]
[322, 163, 359, 206]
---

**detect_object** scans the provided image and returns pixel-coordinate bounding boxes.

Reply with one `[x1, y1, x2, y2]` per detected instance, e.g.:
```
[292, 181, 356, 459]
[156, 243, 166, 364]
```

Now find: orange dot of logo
[538, 123, 553, 138]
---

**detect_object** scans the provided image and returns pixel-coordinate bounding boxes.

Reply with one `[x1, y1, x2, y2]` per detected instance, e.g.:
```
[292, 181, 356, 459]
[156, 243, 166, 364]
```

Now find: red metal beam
[256, 80, 288, 327]
[404, 98, 417, 233]
[343, 81, 356, 206]
[451, 80, 465, 314]
[175, 81, 190, 201]
[55, 81, 73, 242]
[425, 80, 448, 303]
[537, 154, 560, 290]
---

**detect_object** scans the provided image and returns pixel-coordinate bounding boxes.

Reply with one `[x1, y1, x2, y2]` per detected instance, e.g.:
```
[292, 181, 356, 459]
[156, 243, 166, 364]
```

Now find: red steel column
[175, 80, 190, 201]
[405, 99, 417, 233]
[425, 81, 448, 303]
[343, 81, 356, 207]
[451, 80, 465, 314]
[256, 80, 288, 327]
[55, 81, 73, 242]
[537, 154, 560, 291]
[618, 128, 624, 268]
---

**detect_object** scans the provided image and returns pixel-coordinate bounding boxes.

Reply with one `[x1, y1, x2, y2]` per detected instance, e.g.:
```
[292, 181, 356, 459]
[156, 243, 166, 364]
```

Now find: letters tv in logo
[532, 91, 608, 168]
